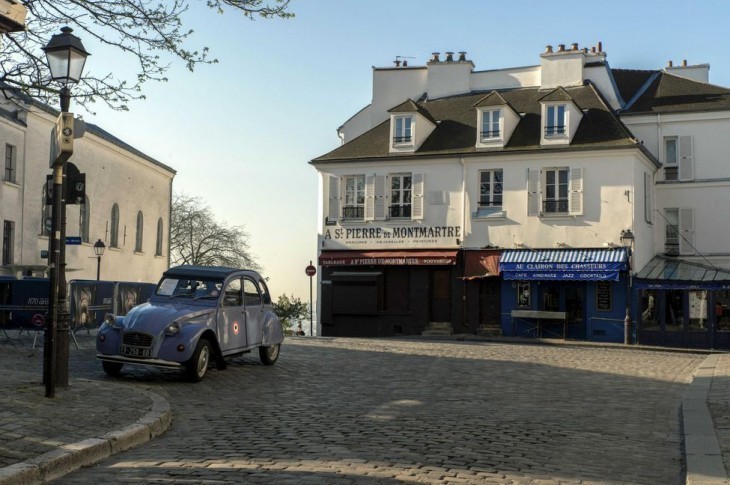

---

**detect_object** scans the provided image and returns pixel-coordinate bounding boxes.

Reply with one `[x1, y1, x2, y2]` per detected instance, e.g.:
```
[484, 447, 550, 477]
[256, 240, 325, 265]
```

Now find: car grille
[122, 331, 154, 348]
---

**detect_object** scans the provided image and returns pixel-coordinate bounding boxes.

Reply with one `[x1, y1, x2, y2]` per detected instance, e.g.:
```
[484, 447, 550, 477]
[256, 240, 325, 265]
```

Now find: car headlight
[165, 321, 181, 336]
[104, 313, 123, 329]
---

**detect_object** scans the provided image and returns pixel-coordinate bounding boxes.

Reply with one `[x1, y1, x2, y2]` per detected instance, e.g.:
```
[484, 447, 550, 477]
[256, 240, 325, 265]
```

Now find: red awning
[462, 250, 500, 279]
[319, 250, 458, 266]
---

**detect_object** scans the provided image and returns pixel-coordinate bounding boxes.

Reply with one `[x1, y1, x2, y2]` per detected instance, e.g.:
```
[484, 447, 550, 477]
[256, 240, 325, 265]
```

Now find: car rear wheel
[102, 361, 123, 377]
[186, 338, 211, 382]
[259, 343, 280, 365]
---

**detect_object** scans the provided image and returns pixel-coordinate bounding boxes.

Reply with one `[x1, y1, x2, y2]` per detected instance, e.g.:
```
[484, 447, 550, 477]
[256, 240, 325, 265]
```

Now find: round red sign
[32, 313, 45, 327]
[305, 265, 316, 277]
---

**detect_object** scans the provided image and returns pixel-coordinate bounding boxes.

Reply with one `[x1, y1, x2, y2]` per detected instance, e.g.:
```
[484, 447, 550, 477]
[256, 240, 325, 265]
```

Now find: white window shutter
[374, 175, 387, 220]
[412, 173, 424, 220]
[568, 167, 583, 216]
[364, 174, 375, 221]
[679, 136, 694, 181]
[527, 168, 540, 216]
[327, 175, 340, 222]
[644, 173, 652, 223]
[679, 207, 695, 255]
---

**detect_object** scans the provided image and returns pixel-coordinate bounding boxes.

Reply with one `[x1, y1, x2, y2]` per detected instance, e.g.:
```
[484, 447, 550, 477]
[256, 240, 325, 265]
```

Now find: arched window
[79, 196, 90, 243]
[110, 204, 119, 248]
[156, 218, 163, 256]
[135, 211, 144, 252]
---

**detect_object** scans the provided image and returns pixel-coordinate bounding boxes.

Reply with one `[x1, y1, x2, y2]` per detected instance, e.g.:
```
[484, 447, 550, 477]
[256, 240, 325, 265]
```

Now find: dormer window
[481, 109, 501, 141]
[545, 105, 566, 136]
[393, 116, 413, 145]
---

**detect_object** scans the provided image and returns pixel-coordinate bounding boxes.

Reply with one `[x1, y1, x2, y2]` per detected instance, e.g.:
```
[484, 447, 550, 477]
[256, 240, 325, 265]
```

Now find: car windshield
[156, 277, 223, 300]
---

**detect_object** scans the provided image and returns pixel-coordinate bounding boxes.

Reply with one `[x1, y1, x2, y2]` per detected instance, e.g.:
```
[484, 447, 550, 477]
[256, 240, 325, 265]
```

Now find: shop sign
[323, 225, 461, 248]
[503, 271, 620, 281]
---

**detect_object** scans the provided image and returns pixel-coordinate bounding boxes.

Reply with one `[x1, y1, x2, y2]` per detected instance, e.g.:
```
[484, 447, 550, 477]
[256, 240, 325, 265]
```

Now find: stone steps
[422, 322, 453, 336]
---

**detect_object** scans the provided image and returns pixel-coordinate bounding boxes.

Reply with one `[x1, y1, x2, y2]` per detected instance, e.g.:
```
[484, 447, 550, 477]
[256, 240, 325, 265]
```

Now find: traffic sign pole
[305, 261, 317, 336]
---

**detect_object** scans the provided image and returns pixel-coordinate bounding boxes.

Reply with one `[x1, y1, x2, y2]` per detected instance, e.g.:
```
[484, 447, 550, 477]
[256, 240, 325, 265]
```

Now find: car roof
[162, 265, 259, 280]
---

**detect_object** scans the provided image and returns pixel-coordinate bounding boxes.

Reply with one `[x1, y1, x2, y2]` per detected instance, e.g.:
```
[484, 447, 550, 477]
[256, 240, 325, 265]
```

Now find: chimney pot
[668, 60, 673, 67]
[445, 51, 454, 62]
[403, 60, 407, 67]
[545, 45, 553, 53]
[591, 46, 596, 53]
[458, 51, 467, 61]
[558, 44, 565, 52]
[394, 59, 401, 67]
[571, 43, 579, 51]
[431, 52, 440, 62]
[597, 41, 603, 52]
[682, 59, 688, 67]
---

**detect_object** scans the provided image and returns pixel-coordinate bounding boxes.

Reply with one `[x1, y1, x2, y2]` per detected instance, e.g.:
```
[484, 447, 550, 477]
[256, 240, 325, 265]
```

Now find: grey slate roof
[313, 82, 639, 163]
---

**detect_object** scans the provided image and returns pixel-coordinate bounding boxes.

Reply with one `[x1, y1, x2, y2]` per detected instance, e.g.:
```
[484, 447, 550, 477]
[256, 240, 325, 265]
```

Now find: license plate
[120, 345, 151, 358]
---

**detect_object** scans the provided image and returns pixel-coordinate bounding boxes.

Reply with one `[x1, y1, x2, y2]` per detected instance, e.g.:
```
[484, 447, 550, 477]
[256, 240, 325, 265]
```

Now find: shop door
[565, 284, 586, 340]
[430, 269, 451, 322]
[687, 290, 709, 348]
[479, 278, 501, 326]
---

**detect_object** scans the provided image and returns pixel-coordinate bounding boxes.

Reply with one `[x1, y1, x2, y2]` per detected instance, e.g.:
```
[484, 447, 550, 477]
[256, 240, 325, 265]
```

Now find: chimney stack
[571, 42, 579, 51]
[458, 51, 467, 62]
[545, 45, 553, 53]
[557, 44, 566, 52]
[431, 52, 440, 62]
[445, 51, 454, 62]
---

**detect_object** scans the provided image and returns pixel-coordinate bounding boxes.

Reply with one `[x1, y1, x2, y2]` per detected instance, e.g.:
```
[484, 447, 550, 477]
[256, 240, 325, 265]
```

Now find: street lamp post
[620, 229, 636, 345]
[94, 239, 105, 280]
[42, 27, 89, 397]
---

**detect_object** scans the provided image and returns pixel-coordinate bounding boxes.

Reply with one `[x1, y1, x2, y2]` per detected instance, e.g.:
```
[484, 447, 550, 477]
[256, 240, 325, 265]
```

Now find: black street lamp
[42, 27, 89, 398]
[94, 239, 105, 281]
[620, 229, 636, 345]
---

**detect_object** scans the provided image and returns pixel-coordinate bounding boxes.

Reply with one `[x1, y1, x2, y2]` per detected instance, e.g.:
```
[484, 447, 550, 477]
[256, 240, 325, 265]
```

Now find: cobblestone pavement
[709, 354, 730, 479]
[49, 337, 704, 484]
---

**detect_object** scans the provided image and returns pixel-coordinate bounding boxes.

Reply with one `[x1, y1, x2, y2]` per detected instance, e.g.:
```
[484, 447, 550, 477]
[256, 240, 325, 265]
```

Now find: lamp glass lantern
[619, 229, 635, 250]
[93, 239, 106, 257]
[42, 27, 90, 86]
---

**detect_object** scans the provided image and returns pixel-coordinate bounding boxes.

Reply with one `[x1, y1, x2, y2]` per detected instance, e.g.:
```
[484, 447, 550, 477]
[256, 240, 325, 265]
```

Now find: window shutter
[364, 174, 375, 221]
[327, 175, 340, 222]
[679, 136, 694, 181]
[374, 175, 386, 220]
[527, 168, 540, 216]
[412, 173, 424, 220]
[568, 167, 583, 216]
[679, 207, 695, 255]
[644, 173, 652, 223]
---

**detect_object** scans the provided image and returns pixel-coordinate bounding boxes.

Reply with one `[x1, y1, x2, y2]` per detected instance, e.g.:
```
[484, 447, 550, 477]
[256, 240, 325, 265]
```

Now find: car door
[243, 277, 264, 347]
[217, 277, 247, 353]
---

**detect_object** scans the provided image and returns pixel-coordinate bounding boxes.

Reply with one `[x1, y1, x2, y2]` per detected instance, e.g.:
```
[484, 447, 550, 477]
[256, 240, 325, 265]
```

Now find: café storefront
[499, 248, 630, 342]
[635, 257, 730, 349]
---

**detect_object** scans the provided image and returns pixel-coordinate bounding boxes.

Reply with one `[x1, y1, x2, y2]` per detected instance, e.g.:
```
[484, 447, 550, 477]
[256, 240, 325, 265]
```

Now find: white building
[311, 44, 730, 349]
[0, 95, 175, 284]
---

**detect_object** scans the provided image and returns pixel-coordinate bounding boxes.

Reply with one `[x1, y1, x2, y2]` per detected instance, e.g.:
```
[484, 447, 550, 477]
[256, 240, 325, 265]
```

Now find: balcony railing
[342, 206, 364, 220]
[393, 136, 412, 144]
[543, 199, 568, 213]
[389, 204, 411, 218]
[545, 125, 566, 136]
[478, 199, 502, 208]
[480, 130, 500, 140]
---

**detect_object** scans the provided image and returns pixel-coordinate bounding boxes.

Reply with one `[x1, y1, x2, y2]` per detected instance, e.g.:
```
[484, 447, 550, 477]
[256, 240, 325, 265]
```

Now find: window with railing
[665, 208, 679, 255]
[543, 168, 569, 213]
[343, 175, 365, 220]
[545, 105, 566, 136]
[481, 109, 500, 141]
[393, 116, 413, 144]
[390, 173, 412, 218]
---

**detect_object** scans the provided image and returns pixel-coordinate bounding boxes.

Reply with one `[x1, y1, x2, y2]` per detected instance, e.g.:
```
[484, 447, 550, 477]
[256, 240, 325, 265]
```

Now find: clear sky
[80, 0, 730, 302]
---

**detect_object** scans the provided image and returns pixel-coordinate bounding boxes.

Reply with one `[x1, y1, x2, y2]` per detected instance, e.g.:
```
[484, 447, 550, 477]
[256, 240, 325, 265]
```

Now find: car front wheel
[102, 361, 123, 377]
[186, 338, 212, 382]
[259, 343, 280, 365]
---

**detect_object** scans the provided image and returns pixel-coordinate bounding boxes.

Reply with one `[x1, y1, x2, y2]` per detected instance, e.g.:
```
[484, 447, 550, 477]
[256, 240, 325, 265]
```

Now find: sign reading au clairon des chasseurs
[323, 225, 462, 248]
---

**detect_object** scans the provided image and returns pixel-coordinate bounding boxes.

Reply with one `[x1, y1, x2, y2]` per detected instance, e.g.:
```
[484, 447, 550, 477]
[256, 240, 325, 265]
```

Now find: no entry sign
[305, 264, 316, 277]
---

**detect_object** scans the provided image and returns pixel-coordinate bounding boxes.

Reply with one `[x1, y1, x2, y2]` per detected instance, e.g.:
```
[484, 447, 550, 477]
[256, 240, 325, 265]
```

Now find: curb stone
[0, 387, 171, 484]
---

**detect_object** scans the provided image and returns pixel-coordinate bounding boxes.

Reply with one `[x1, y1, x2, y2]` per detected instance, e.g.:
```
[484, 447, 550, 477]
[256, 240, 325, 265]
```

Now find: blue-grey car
[96, 265, 284, 381]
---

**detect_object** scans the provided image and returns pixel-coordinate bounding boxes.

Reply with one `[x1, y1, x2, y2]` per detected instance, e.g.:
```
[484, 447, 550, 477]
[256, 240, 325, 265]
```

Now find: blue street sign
[65, 236, 82, 245]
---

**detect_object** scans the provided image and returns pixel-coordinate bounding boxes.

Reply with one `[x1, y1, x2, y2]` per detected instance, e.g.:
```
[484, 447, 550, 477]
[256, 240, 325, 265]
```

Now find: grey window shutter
[527, 168, 540, 216]
[644, 173, 652, 223]
[374, 175, 387, 220]
[679, 136, 694, 181]
[327, 175, 340, 222]
[412, 173, 424, 220]
[568, 167, 583, 216]
[679, 207, 695, 255]
[364, 174, 375, 221]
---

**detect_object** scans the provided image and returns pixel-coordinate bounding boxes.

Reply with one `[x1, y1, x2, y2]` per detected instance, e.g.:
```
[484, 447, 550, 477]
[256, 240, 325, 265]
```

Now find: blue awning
[500, 248, 628, 281]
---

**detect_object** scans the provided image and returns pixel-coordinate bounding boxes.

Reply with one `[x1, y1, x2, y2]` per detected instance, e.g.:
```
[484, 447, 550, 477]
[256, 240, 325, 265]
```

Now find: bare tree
[170, 193, 259, 270]
[2, 1, 293, 112]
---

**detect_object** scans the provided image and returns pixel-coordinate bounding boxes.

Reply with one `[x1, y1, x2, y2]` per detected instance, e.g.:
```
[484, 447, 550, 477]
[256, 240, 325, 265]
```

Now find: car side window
[259, 279, 272, 305]
[222, 278, 242, 307]
[243, 278, 261, 308]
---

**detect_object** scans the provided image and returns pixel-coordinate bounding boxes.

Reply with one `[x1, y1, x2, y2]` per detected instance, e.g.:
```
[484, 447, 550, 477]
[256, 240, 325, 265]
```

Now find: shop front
[499, 248, 630, 342]
[318, 249, 460, 337]
[635, 257, 730, 349]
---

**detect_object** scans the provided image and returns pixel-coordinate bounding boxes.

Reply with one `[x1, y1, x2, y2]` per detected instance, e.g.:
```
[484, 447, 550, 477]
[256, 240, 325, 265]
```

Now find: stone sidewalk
[0, 333, 171, 484]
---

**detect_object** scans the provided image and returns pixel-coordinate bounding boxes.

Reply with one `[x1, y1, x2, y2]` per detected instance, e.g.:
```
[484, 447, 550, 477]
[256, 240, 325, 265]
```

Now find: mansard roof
[313, 82, 638, 163]
[618, 71, 730, 114]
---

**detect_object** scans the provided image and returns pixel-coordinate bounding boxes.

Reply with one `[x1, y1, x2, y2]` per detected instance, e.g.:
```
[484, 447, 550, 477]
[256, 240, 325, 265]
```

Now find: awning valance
[500, 248, 628, 281]
[462, 250, 500, 280]
[319, 250, 457, 267]
[635, 257, 730, 290]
